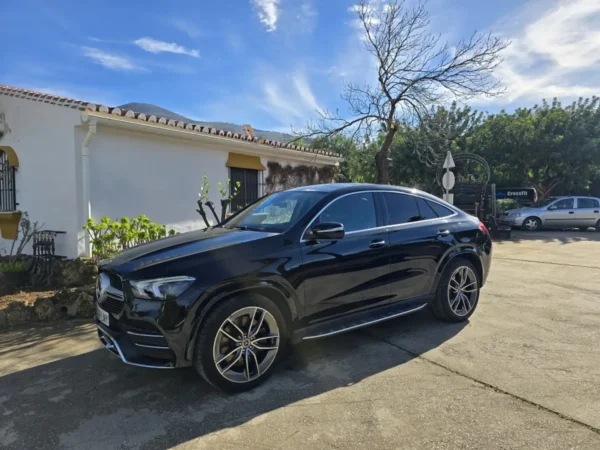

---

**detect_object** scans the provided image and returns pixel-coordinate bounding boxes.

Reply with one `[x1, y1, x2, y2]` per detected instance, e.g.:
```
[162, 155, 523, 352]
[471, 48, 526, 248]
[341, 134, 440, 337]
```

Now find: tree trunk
[375, 129, 397, 184]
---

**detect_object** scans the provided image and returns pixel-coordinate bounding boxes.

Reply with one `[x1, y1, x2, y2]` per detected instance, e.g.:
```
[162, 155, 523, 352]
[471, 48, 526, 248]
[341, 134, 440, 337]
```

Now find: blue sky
[2, 0, 599, 132]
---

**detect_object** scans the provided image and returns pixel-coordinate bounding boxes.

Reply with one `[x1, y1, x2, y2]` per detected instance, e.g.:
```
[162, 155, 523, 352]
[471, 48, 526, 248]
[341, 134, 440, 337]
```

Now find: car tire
[522, 216, 542, 231]
[193, 293, 288, 393]
[596, 220, 600, 232]
[431, 258, 481, 323]
[578, 227, 589, 232]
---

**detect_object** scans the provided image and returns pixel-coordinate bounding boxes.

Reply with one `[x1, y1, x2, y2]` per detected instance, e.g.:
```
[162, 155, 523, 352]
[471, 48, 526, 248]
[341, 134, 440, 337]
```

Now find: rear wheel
[522, 216, 541, 231]
[194, 293, 288, 392]
[596, 219, 600, 232]
[578, 227, 589, 231]
[431, 259, 480, 322]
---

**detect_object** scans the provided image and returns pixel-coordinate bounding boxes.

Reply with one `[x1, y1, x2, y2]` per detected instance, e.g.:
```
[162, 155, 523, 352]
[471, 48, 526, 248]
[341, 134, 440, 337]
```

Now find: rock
[52, 288, 96, 318]
[4, 302, 32, 327]
[52, 288, 80, 317]
[33, 297, 56, 321]
[51, 259, 97, 287]
[79, 284, 96, 296]
[76, 292, 95, 318]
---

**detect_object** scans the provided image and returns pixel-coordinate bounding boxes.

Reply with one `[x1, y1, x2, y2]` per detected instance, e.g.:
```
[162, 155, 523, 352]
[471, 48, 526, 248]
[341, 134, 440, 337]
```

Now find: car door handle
[595, 210, 599, 213]
[369, 240, 386, 249]
[569, 211, 574, 214]
[437, 230, 450, 236]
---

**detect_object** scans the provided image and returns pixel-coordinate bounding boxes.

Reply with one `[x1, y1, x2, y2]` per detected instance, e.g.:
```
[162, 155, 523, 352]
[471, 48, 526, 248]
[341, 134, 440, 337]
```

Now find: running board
[295, 301, 428, 342]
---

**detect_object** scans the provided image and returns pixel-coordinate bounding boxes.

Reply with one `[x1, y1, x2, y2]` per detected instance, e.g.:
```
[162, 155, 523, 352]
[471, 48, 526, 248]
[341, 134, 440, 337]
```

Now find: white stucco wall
[87, 126, 234, 235]
[86, 127, 336, 244]
[0, 96, 81, 257]
[0, 95, 339, 259]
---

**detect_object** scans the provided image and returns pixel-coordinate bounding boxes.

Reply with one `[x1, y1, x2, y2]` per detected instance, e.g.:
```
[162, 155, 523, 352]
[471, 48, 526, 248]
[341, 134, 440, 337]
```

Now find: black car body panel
[96, 183, 492, 369]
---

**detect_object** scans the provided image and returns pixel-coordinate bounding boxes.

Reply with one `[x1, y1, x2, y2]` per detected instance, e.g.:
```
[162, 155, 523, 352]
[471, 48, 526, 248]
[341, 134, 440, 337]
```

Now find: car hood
[99, 227, 277, 275]
[504, 207, 542, 215]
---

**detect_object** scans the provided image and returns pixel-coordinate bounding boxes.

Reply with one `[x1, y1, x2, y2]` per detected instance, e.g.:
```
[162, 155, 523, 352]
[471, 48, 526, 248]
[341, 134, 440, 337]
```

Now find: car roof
[288, 183, 424, 195]
[287, 183, 455, 209]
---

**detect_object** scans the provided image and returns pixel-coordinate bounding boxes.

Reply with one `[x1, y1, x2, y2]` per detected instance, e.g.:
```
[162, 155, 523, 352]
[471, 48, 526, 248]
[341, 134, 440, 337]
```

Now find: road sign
[443, 151, 455, 169]
[442, 171, 455, 190]
[443, 193, 454, 204]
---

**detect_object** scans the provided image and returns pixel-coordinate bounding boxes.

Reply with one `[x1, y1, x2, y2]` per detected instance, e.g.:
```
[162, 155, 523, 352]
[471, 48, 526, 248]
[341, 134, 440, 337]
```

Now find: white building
[0, 85, 341, 259]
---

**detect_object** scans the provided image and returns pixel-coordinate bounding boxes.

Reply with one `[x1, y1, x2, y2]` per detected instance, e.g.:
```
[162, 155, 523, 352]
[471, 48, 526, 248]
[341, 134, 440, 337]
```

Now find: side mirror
[309, 222, 345, 240]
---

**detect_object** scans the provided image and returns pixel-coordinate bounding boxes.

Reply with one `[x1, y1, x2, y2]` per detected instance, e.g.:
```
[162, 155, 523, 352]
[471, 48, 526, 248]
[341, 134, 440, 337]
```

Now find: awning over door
[226, 153, 266, 171]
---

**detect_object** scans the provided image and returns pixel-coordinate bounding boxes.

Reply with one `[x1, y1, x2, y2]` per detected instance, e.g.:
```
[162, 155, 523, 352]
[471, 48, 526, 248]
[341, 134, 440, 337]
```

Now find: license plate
[97, 304, 110, 326]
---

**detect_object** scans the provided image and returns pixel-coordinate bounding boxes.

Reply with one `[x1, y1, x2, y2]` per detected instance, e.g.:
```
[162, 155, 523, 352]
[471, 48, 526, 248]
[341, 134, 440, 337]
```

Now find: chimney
[243, 124, 256, 138]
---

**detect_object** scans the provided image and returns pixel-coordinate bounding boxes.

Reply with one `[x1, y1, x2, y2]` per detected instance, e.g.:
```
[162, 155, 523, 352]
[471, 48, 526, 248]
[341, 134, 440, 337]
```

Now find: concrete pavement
[1, 230, 600, 449]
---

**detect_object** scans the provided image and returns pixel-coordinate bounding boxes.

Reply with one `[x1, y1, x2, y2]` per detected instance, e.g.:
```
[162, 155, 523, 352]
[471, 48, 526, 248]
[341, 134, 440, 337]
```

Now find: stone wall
[0, 259, 97, 330]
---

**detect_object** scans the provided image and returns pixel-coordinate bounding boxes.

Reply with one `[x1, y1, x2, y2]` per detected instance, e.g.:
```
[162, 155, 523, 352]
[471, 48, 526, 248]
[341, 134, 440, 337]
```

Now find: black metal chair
[31, 230, 66, 285]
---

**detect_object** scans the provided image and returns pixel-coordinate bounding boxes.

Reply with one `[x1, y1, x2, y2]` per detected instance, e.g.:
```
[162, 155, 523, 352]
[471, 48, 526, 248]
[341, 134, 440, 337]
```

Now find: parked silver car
[500, 196, 600, 231]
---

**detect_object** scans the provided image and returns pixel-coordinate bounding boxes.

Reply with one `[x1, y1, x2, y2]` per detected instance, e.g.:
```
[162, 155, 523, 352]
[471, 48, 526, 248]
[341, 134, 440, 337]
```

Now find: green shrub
[0, 260, 28, 273]
[497, 199, 518, 213]
[83, 215, 177, 262]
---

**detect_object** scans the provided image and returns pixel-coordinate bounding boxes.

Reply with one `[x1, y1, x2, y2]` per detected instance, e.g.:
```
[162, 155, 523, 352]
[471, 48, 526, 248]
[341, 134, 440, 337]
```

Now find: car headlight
[130, 276, 195, 300]
[510, 213, 521, 218]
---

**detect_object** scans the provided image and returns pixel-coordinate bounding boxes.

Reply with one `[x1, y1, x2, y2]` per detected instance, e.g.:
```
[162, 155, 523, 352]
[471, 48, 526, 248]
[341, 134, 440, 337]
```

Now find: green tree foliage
[410, 102, 484, 167]
[471, 98, 600, 199]
[311, 135, 377, 183]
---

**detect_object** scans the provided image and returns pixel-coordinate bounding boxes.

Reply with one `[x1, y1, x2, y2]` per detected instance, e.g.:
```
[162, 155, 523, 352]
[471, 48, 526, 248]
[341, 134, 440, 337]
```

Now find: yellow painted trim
[226, 152, 266, 171]
[0, 212, 22, 240]
[0, 146, 19, 167]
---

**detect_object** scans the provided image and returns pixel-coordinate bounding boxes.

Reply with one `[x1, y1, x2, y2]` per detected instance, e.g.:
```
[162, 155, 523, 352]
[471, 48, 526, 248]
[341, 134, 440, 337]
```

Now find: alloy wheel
[524, 218, 539, 231]
[213, 307, 280, 383]
[447, 266, 478, 317]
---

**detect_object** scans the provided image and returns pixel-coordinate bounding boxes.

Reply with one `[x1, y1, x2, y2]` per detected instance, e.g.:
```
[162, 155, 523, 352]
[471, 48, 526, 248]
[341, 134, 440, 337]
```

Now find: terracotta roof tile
[0, 84, 341, 159]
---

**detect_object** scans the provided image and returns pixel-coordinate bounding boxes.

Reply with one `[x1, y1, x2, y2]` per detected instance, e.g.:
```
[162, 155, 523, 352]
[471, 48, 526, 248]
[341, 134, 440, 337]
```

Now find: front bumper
[96, 321, 175, 369]
[95, 275, 202, 369]
[499, 215, 524, 227]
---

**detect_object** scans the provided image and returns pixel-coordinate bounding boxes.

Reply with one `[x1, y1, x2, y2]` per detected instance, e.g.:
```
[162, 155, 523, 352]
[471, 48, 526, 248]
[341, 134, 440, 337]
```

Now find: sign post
[442, 151, 455, 204]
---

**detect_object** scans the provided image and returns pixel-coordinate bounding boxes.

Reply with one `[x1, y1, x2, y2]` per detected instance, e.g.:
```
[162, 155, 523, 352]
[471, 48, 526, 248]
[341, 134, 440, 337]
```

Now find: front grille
[108, 273, 123, 291]
[101, 295, 124, 315]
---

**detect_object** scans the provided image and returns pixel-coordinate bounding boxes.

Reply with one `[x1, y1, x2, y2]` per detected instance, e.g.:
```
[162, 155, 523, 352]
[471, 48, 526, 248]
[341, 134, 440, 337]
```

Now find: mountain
[117, 102, 295, 143]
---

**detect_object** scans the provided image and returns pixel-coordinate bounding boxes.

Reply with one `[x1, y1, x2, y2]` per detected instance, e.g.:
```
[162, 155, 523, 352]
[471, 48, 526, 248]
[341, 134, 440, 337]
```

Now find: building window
[230, 167, 259, 211]
[0, 150, 17, 212]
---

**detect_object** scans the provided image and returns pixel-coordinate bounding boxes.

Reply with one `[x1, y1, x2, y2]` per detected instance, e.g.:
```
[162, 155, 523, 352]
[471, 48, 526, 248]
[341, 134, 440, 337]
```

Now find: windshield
[222, 190, 326, 233]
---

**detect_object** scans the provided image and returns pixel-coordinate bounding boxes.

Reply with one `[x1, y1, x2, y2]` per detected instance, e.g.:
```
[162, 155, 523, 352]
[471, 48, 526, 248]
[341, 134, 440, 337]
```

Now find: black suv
[96, 184, 492, 392]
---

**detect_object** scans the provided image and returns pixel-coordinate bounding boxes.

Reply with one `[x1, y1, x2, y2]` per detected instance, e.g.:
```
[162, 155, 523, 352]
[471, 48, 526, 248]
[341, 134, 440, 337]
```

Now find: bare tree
[295, 0, 509, 183]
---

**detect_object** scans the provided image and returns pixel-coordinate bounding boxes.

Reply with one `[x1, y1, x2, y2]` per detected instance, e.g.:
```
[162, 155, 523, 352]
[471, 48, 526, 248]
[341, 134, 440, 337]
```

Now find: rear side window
[577, 198, 600, 209]
[416, 197, 438, 220]
[382, 193, 421, 225]
[427, 200, 454, 218]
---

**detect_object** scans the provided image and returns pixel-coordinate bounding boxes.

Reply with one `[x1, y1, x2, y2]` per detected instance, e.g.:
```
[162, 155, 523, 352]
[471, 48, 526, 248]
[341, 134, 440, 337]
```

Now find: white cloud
[133, 37, 200, 58]
[481, 0, 600, 104]
[258, 71, 325, 128]
[293, 74, 324, 116]
[82, 47, 143, 71]
[170, 18, 202, 38]
[297, 2, 318, 32]
[252, 0, 280, 32]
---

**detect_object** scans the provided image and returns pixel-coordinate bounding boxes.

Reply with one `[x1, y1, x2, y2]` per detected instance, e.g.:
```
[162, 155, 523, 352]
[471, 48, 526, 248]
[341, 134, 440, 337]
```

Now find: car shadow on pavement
[496, 229, 600, 245]
[0, 309, 466, 450]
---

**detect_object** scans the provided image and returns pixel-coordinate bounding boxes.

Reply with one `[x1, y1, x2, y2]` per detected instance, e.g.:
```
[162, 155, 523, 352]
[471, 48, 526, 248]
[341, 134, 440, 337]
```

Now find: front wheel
[522, 216, 541, 231]
[596, 219, 600, 232]
[431, 259, 480, 322]
[194, 293, 288, 392]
